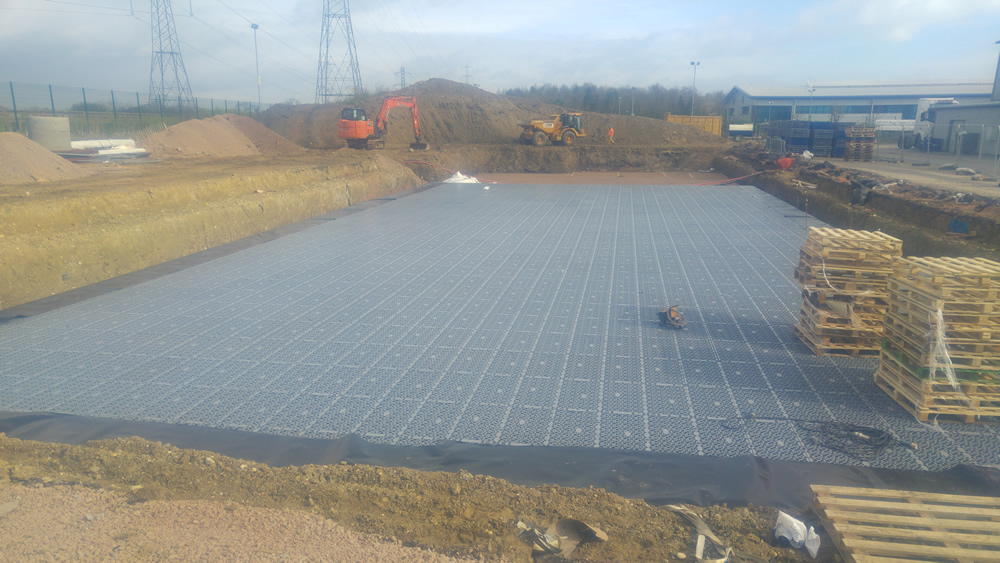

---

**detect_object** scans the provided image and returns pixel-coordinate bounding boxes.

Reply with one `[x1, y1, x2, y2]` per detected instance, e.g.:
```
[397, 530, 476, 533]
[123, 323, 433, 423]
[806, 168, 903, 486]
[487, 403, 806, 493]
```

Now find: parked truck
[876, 98, 958, 150]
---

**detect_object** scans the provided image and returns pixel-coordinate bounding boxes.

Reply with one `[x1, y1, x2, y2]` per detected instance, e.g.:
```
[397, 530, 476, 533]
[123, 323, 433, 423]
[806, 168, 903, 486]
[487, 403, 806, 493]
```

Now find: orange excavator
[337, 96, 428, 150]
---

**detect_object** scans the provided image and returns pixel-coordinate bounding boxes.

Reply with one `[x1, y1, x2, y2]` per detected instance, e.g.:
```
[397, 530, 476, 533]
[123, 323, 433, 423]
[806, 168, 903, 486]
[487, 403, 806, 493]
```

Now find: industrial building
[723, 81, 993, 125]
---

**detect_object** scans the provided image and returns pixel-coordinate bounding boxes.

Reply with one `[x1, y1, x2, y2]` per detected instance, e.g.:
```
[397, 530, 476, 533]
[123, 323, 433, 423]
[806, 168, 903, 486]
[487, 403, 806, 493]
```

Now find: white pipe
[979, 123, 986, 163]
[994, 126, 999, 179]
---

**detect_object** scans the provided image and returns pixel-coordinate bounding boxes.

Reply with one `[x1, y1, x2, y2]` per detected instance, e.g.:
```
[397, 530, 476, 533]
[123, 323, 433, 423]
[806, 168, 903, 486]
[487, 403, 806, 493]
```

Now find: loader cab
[562, 113, 583, 134]
[340, 108, 368, 121]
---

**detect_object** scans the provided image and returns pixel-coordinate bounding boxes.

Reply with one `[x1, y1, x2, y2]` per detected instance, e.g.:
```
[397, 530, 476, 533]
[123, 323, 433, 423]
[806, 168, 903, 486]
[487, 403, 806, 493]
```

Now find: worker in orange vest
[607, 126, 615, 144]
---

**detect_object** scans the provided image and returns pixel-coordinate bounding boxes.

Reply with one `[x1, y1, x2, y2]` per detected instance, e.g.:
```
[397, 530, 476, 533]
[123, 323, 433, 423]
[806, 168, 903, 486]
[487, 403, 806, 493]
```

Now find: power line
[315, 0, 363, 103]
[256, 0, 314, 40]
[0, 6, 138, 15]
[44, 0, 135, 12]
[398, 2, 454, 80]
[187, 14, 314, 85]
[214, 0, 253, 26]
[174, 32, 307, 99]
[129, 13, 312, 101]
[256, 25, 318, 66]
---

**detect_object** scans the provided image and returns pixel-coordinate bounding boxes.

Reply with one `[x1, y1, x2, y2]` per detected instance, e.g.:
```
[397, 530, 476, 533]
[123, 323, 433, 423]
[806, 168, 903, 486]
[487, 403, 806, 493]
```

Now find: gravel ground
[0, 483, 472, 562]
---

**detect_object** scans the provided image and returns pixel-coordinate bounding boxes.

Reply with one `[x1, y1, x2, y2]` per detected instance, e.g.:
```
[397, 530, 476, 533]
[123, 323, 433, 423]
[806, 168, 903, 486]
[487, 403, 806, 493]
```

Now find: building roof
[929, 100, 1000, 111]
[726, 80, 993, 102]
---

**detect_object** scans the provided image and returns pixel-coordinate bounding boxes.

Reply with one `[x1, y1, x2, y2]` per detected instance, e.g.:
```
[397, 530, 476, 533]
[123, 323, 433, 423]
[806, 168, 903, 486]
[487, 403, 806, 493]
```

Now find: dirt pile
[0, 483, 467, 561]
[0, 435, 818, 561]
[261, 78, 729, 150]
[143, 115, 306, 159]
[0, 133, 93, 186]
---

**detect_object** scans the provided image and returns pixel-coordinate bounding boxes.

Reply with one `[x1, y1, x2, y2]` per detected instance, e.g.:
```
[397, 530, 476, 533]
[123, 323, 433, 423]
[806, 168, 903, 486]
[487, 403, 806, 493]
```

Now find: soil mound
[261, 78, 728, 150]
[144, 115, 305, 159]
[0, 133, 93, 186]
[224, 114, 306, 156]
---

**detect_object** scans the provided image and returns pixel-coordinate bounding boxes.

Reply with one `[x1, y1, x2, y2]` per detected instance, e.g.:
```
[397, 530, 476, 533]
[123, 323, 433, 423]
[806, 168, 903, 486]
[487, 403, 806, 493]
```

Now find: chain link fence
[874, 123, 1000, 178]
[1, 81, 273, 140]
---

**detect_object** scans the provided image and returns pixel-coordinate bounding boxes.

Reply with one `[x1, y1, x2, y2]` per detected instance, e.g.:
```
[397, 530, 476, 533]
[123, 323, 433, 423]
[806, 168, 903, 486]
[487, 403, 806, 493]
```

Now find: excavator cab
[340, 108, 368, 121]
[338, 107, 376, 149]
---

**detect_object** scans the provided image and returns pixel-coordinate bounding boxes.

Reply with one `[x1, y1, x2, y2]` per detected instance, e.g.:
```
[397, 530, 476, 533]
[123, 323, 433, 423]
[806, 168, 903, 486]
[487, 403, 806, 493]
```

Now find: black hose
[721, 415, 918, 462]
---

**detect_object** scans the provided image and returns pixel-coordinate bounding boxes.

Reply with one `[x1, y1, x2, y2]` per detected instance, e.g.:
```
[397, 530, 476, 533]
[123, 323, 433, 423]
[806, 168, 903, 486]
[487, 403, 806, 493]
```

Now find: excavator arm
[375, 96, 427, 150]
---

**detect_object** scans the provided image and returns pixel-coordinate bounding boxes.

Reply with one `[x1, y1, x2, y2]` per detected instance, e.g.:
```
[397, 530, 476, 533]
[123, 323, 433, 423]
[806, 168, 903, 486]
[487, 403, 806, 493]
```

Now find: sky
[2, 0, 1000, 104]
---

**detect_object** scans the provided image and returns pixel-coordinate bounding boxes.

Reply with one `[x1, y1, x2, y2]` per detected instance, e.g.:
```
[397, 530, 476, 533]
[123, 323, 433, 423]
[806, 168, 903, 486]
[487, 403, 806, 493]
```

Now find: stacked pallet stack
[787, 120, 810, 153]
[876, 256, 1000, 422]
[809, 126, 834, 157]
[793, 227, 902, 356]
[844, 126, 876, 162]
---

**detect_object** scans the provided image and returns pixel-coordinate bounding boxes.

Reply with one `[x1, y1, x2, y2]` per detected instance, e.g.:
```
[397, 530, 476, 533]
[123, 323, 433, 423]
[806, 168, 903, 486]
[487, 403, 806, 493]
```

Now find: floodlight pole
[690, 61, 700, 115]
[252, 23, 261, 109]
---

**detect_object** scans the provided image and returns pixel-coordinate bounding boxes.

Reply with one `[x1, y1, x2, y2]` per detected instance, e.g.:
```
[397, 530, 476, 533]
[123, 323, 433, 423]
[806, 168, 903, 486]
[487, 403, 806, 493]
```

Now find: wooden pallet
[876, 352, 1000, 423]
[885, 311, 1000, 349]
[889, 279, 1000, 314]
[883, 328, 1000, 371]
[795, 264, 891, 293]
[878, 350, 1000, 401]
[800, 249, 898, 272]
[804, 288, 889, 308]
[888, 300, 1000, 331]
[884, 316, 1000, 358]
[811, 484, 1000, 563]
[881, 342, 1000, 382]
[794, 323, 881, 357]
[804, 227, 903, 255]
[800, 299, 885, 334]
[844, 126, 876, 138]
[893, 257, 1000, 293]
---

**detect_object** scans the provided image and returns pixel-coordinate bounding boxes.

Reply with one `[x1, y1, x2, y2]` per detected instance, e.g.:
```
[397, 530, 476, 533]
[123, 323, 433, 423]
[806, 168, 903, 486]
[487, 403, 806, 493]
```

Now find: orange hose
[694, 171, 762, 186]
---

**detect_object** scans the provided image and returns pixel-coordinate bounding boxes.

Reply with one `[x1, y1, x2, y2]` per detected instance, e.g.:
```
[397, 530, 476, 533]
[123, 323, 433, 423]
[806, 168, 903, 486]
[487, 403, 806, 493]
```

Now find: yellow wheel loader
[518, 113, 586, 146]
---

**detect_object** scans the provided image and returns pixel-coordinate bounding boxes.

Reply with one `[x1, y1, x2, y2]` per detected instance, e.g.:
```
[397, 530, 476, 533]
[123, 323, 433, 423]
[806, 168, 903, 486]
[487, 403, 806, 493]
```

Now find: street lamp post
[618, 96, 622, 115]
[808, 87, 816, 122]
[631, 87, 635, 116]
[768, 101, 773, 123]
[251, 23, 261, 109]
[690, 61, 700, 115]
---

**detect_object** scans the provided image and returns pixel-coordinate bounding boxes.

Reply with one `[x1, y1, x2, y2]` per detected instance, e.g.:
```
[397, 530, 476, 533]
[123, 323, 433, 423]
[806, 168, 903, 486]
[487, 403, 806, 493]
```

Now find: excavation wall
[713, 155, 1000, 260]
[1, 156, 420, 310]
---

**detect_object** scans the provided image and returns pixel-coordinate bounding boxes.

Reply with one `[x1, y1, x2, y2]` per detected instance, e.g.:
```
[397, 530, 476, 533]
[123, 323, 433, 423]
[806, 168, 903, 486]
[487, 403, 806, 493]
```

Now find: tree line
[502, 83, 726, 118]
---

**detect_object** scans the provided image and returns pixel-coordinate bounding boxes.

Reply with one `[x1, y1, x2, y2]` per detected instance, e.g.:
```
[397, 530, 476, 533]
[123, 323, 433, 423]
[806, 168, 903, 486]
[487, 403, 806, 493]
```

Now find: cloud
[800, 0, 1000, 42]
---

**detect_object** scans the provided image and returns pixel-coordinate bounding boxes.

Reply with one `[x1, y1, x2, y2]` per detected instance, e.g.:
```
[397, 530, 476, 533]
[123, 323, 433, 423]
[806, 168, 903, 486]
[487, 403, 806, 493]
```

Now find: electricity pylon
[148, 0, 194, 104]
[315, 0, 363, 103]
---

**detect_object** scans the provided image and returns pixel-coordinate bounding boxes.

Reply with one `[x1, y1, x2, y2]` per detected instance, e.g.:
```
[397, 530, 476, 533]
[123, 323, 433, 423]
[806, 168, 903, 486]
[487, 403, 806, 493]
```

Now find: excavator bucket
[410, 141, 428, 150]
